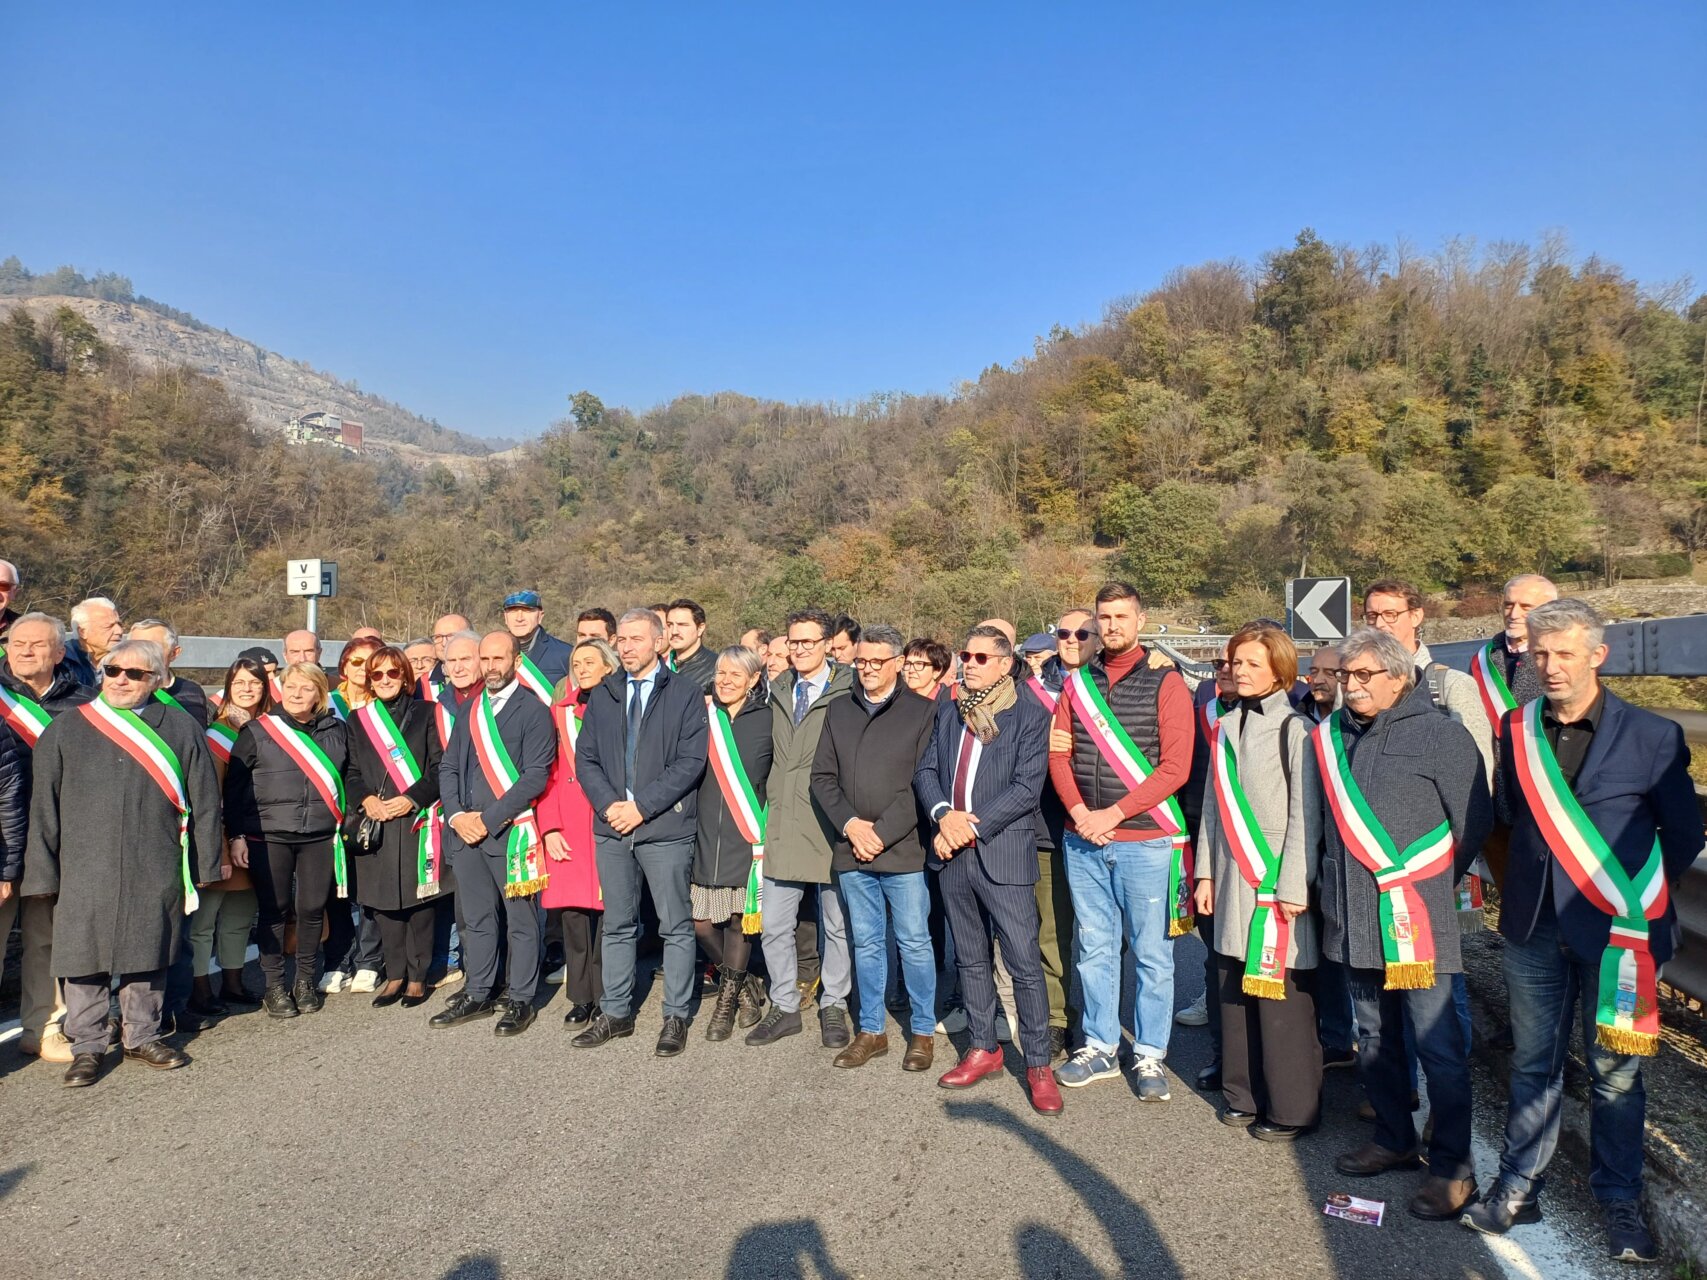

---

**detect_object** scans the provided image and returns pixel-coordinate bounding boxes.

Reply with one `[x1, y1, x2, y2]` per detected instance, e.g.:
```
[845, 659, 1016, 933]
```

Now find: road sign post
[287, 557, 339, 635]
[1286, 576, 1353, 643]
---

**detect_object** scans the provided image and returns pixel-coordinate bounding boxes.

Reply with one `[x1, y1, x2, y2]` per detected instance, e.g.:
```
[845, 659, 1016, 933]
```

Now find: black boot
[737, 974, 767, 1029]
[706, 968, 744, 1041]
[293, 975, 323, 1014]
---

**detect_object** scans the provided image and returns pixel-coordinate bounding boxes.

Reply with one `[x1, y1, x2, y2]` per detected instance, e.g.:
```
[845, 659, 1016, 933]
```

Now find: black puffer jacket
[0, 722, 28, 882]
[0, 665, 96, 717]
[224, 708, 349, 840]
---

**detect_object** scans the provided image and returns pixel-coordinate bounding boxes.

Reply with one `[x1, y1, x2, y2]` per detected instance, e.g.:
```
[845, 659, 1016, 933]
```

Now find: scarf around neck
[957, 673, 1017, 744]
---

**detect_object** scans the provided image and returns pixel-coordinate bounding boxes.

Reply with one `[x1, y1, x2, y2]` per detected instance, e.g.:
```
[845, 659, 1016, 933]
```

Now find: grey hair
[130, 618, 179, 655]
[859, 623, 906, 656]
[70, 596, 118, 635]
[1504, 573, 1560, 601]
[405, 637, 433, 651]
[1337, 627, 1416, 689]
[1058, 607, 1099, 634]
[1526, 598, 1605, 650]
[0, 559, 18, 585]
[445, 628, 481, 650]
[106, 638, 167, 688]
[617, 607, 664, 638]
[573, 637, 620, 674]
[11, 611, 65, 646]
[715, 645, 764, 680]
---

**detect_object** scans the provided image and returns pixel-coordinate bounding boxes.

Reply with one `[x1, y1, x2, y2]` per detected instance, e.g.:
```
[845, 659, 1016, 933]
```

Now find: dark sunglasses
[1055, 628, 1092, 642]
[370, 667, 405, 679]
[103, 664, 153, 681]
[1211, 658, 1230, 671]
[958, 651, 1003, 666]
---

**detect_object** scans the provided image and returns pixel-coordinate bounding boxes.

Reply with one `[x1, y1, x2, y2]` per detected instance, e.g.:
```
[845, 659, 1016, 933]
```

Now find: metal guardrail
[179, 635, 346, 672]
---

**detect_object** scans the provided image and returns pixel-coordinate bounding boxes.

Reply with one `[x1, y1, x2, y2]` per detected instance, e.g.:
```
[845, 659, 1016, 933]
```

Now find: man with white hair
[66, 596, 124, 686]
[130, 619, 209, 727]
[0, 558, 21, 641]
[22, 638, 223, 1086]
[1469, 575, 1559, 733]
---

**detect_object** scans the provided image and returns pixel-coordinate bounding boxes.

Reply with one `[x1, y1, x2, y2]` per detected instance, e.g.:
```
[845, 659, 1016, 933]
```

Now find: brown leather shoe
[1335, 1142, 1423, 1177]
[901, 1034, 934, 1072]
[833, 1031, 889, 1069]
[1410, 1174, 1478, 1221]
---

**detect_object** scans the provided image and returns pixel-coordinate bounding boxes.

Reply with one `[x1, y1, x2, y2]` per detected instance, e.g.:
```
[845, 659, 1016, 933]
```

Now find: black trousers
[375, 904, 435, 985]
[451, 840, 543, 1006]
[938, 851, 1051, 1068]
[1216, 954, 1322, 1128]
[1196, 912, 1223, 1059]
[559, 907, 603, 1006]
[250, 835, 338, 990]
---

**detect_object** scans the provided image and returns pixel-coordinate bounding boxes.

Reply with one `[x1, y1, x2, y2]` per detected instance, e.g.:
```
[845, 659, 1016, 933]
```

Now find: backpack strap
[1424, 663, 1450, 713]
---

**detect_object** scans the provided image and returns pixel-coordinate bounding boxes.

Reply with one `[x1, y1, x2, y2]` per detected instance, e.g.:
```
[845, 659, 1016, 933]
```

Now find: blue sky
[4, 3, 1703, 439]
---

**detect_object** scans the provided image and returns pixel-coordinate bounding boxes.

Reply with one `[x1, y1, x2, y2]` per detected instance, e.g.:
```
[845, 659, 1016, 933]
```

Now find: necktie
[793, 678, 810, 726]
[626, 679, 643, 780]
[952, 727, 976, 812]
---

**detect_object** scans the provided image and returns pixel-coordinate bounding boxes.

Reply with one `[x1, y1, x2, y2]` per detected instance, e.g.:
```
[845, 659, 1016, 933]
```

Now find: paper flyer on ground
[1323, 1194, 1386, 1227]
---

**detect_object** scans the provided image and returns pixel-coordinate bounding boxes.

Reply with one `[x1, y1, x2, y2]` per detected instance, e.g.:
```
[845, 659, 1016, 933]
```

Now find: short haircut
[1338, 627, 1417, 690]
[366, 644, 411, 678]
[0, 559, 18, 585]
[1058, 607, 1096, 630]
[572, 637, 621, 675]
[1094, 581, 1142, 609]
[859, 623, 906, 655]
[716, 645, 764, 681]
[404, 637, 433, 652]
[1526, 598, 1605, 650]
[646, 602, 670, 616]
[1504, 573, 1560, 601]
[11, 611, 65, 646]
[70, 596, 118, 634]
[1363, 578, 1424, 611]
[830, 614, 861, 644]
[129, 617, 179, 655]
[748, 629, 774, 646]
[339, 635, 383, 679]
[785, 608, 834, 640]
[1227, 622, 1299, 690]
[965, 624, 1015, 657]
[279, 660, 331, 712]
[106, 638, 166, 686]
[618, 607, 665, 637]
[903, 638, 951, 676]
[666, 598, 707, 628]
[577, 607, 617, 633]
[445, 629, 481, 651]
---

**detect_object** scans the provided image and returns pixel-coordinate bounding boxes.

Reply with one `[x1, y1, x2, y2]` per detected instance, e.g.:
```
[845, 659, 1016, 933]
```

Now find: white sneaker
[994, 1012, 1013, 1043]
[436, 968, 464, 988]
[1175, 992, 1209, 1026]
[935, 1007, 969, 1034]
[348, 969, 381, 993]
[544, 966, 567, 985]
[318, 970, 349, 993]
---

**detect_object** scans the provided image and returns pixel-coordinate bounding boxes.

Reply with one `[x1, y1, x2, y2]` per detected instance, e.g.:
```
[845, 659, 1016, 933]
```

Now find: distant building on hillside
[285, 410, 363, 453]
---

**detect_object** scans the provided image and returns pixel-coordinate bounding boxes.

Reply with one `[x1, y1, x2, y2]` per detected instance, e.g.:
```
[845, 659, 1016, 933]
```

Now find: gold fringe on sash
[1169, 913, 1196, 938]
[1457, 906, 1485, 935]
[1597, 1026, 1660, 1057]
[742, 910, 763, 935]
[1242, 975, 1287, 1001]
[1383, 960, 1435, 991]
[504, 875, 548, 899]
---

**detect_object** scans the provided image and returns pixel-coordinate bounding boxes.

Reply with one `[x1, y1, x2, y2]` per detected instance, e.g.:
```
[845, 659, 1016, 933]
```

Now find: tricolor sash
[433, 699, 455, 750]
[329, 690, 350, 721]
[256, 714, 349, 898]
[706, 697, 767, 933]
[80, 699, 198, 914]
[554, 698, 582, 759]
[1314, 713, 1454, 989]
[418, 675, 445, 703]
[1063, 666, 1193, 935]
[1511, 700, 1669, 1055]
[1210, 718, 1289, 999]
[1026, 675, 1058, 711]
[1198, 695, 1226, 743]
[1469, 638, 1518, 733]
[0, 684, 52, 747]
[471, 691, 546, 897]
[516, 654, 554, 706]
[155, 688, 189, 716]
[353, 698, 444, 899]
[205, 719, 240, 765]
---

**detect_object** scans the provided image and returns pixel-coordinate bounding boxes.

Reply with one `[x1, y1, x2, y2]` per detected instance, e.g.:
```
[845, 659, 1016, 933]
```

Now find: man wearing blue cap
[502, 591, 573, 690]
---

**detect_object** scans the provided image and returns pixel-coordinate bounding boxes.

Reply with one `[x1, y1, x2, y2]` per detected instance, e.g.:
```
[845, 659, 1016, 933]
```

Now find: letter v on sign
[1286, 577, 1352, 642]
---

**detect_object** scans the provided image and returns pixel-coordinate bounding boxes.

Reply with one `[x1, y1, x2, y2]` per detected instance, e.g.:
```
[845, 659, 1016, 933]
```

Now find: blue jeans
[1499, 911, 1646, 1202]
[1315, 957, 1355, 1052]
[1403, 972, 1472, 1088]
[1063, 833, 1174, 1059]
[837, 869, 936, 1037]
[431, 898, 461, 977]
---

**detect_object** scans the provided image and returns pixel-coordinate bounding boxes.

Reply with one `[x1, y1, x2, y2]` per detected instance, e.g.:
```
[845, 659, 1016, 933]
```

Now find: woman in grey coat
[1194, 624, 1321, 1140]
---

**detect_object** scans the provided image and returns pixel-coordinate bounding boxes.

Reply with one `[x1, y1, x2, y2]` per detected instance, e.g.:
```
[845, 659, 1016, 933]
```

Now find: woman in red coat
[538, 637, 618, 1025]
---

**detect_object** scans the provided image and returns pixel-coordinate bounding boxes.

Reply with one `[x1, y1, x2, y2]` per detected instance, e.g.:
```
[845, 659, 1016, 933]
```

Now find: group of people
[0, 559, 1698, 1265]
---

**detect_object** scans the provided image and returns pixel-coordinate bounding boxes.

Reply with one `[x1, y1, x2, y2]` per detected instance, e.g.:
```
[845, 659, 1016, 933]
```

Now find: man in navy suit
[916, 625, 1058, 1114]
[1464, 599, 1702, 1264]
[430, 630, 557, 1037]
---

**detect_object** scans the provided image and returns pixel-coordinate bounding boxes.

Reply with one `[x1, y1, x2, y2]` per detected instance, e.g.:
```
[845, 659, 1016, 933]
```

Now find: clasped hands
[362, 794, 416, 822]
[605, 800, 644, 836]
[932, 809, 979, 860]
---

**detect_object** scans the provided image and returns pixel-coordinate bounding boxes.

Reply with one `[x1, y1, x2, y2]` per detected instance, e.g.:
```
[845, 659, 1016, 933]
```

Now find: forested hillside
[2, 231, 1703, 643]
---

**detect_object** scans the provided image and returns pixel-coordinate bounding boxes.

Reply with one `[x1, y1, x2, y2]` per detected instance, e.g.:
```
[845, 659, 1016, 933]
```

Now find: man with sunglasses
[0, 558, 21, 642]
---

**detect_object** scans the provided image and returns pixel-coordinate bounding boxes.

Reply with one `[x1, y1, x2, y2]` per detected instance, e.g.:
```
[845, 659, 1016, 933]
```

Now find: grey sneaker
[819, 1005, 852, 1049]
[1055, 1047, 1121, 1088]
[1134, 1056, 1172, 1101]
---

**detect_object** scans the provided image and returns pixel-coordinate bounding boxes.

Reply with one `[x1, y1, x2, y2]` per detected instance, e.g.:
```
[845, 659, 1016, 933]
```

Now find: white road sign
[287, 558, 323, 597]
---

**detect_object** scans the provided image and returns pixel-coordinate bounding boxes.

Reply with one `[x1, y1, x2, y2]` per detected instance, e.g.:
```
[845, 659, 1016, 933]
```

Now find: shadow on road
[440, 1253, 504, 1279]
[724, 1219, 852, 1280]
[0, 1163, 33, 1202]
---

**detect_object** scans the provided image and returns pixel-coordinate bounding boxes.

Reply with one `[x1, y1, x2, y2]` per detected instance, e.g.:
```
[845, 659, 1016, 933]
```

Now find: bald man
[283, 630, 322, 666]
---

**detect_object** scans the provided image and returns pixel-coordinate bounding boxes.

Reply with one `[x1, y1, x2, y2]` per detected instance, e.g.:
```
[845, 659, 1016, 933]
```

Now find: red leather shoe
[937, 1046, 1006, 1090]
[1027, 1066, 1063, 1116]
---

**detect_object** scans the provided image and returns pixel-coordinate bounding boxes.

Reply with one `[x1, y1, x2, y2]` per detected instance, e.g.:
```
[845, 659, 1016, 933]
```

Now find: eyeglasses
[102, 664, 152, 681]
[851, 656, 898, 670]
[1363, 609, 1413, 625]
[432, 632, 456, 642]
[1210, 658, 1229, 671]
[370, 667, 405, 680]
[345, 656, 367, 668]
[900, 660, 935, 673]
[1055, 628, 1092, 642]
[785, 637, 826, 649]
[1336, 667, 1388, 685]
[959, 651, 1002, 666]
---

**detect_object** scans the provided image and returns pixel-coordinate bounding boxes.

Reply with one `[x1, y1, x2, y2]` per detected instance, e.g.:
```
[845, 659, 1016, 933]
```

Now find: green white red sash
[80, 699, 198, 913]
[1314, 713, 1454, 989]
[1210, 718, 1289, 999]
[1198, 695, 1226, 744]
[1469, 637, 1519, 732]
[205, 719, 240, 764]
[155, 687, 189, 716]
[433, 698, 454, 749]
[1511, 699, 1669, 1054]
[354, 698, 444, 898]
[418, 674, 445, 703]
[328, 690, 350, 721]
[516, 654, 554, 705]
[256, 714, 349, 898]
[1063, 665, 1193, 935]
[471, 690, 546, 897]
[554, 697, 582, 759]
[706, 697, 767, 933]
[0, 684, 52, 747]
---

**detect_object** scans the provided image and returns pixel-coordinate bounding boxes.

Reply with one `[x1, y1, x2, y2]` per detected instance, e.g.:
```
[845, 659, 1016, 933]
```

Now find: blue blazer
[914, 692, 1051, 886]
[575, 664, 709, 846]
[438, 687, 557, 855]
[1498, 688, 1702, 966]
[519, 627, 574, 688]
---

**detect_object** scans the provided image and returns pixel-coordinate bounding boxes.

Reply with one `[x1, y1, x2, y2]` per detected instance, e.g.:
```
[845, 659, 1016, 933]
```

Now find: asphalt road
[0, 937, 1633, 1280]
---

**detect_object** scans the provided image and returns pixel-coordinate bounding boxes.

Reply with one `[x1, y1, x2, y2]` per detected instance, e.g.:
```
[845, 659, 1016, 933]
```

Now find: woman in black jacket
[342, 646, 443, 1009]
[694, 647, 773, 1041]
[225, 661, 350, 1019]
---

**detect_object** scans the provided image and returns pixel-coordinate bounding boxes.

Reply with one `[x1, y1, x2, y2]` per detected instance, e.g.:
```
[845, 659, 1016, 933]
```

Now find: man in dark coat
[503, 590, 573, 688]
[572, 608, 710, 1057]
[431, 631, 556, 1037]
[665, 598, 718, 693]
[23, 638, 223, 1087]
[917, 624, 1054, 1112]
[130, 619, 210, 727]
